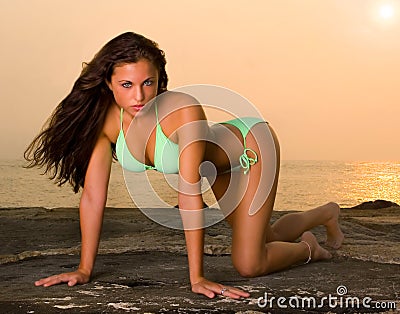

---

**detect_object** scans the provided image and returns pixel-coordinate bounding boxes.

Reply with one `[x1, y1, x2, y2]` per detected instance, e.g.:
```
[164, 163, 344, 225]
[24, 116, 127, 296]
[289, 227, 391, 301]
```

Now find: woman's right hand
[34, 269, 90, 287]
[35, 135, 112, 289]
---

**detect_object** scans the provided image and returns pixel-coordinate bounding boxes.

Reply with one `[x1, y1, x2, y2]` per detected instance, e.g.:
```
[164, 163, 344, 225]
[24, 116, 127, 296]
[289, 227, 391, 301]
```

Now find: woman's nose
[134, 87, 145, 102]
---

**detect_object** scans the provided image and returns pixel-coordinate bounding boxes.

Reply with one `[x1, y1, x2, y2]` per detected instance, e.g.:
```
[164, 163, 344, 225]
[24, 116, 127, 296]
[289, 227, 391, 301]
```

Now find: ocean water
[0, 159, 399, 211]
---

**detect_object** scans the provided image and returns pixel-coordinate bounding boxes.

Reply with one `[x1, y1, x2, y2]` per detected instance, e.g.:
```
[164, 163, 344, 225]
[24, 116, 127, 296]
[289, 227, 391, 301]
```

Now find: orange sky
[1, 0, 399, 160]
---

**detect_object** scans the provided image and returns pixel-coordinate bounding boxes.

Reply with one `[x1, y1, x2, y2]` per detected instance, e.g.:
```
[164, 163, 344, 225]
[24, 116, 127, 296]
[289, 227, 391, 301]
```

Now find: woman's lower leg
[270, 202, 344, 248]
[232, 231, 332, 277]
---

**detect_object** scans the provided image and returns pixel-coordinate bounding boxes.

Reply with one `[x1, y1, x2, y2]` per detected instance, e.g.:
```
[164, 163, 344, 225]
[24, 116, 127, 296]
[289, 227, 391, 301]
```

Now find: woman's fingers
[34, 271, 88, 287]
[192, 278, 250, 299]
[220, 286, 251, 299]
[35, 275, 62, 287]
[68, 277, 78, 286]
[192, 283, 216, 298]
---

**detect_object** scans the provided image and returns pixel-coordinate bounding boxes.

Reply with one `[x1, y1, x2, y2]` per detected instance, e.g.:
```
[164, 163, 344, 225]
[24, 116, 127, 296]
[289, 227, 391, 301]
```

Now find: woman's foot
[324, 202, 344, 249]
[301, 231, 332, 262]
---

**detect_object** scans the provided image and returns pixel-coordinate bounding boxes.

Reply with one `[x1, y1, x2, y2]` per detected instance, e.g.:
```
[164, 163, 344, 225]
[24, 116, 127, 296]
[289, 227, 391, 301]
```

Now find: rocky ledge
[0, 203, 399, 313]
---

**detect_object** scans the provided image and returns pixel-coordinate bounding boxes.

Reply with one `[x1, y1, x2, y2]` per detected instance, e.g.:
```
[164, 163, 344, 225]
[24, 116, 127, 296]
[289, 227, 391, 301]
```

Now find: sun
[379, 4, 394, 19]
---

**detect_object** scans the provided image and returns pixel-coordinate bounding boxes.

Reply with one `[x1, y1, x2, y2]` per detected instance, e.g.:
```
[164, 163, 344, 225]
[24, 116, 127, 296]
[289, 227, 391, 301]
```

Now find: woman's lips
[132, 104, 144, 111]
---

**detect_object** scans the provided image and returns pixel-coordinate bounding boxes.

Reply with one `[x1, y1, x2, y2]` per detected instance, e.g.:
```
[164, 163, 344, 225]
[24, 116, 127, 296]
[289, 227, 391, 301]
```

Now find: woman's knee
[231, 251, 267, 278]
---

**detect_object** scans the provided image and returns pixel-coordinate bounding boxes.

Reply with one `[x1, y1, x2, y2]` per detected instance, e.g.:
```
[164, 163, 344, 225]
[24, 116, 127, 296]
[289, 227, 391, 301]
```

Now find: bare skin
[269, 202, 344, 249]
[34, 60, 344, 300]
[301, 231, 333, 262]
[324, 205, 345, 249]
[206, 122, 343, 281]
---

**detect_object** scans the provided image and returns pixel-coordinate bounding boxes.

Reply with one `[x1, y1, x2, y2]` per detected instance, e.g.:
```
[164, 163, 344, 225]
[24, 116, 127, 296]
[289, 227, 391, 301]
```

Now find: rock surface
[0, 206, 399, 313]
[349, 200, 400, 210]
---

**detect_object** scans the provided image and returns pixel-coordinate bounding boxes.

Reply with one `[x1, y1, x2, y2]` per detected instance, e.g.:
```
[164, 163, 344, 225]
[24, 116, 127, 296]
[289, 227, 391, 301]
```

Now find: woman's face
[108, 59, 159, 117]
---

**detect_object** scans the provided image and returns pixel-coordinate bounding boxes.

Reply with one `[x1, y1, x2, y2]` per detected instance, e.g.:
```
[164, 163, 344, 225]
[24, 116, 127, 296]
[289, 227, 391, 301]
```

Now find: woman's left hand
[191, 277, 250, 299]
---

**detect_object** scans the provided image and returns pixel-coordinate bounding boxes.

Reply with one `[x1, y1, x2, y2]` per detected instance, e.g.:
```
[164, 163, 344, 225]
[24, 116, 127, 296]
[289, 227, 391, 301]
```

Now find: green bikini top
[115, 105, 180, 173]
[116, 103, 265, 175]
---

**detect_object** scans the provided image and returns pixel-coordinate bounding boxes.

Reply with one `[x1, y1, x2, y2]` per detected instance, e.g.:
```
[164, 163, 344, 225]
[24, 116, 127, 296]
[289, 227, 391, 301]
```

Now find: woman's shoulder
[156, 92, 208, 143]
[158, 91, 205, 122]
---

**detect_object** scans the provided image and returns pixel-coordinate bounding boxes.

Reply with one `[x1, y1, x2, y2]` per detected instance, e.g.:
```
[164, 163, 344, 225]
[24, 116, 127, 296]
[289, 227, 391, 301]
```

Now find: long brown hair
[24, 32, 168, 193]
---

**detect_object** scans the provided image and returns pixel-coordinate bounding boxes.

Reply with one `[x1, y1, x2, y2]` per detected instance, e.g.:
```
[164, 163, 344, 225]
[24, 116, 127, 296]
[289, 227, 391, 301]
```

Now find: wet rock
[347, 199, 400, 210]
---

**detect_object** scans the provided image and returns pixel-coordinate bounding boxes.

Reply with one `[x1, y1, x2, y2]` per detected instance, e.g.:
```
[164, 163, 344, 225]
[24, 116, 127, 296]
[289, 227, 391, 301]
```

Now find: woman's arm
[176, 105, 249, 299]
[35, 133, 112, 287]
[78, 133, 112, 277]
[176, 105, 208, 292]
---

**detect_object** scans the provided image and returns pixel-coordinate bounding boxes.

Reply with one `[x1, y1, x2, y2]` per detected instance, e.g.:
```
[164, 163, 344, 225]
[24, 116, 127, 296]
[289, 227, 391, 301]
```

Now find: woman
[25, 32, 344, 299]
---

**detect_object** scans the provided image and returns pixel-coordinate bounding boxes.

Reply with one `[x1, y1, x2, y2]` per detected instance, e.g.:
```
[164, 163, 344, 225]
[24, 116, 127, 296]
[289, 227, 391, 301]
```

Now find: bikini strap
[120, 108, 124, 129]
[154, 102, 160, 124]
[239, 148, 258, 175]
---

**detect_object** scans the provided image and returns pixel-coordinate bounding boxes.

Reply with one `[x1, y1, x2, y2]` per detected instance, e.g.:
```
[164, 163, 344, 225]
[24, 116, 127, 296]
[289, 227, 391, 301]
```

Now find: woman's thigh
[211, 123, 281, 253]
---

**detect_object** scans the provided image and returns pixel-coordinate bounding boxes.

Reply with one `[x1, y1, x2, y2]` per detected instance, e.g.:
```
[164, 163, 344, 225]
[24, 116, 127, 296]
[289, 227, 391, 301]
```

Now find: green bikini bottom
[220, 117, 267, 174]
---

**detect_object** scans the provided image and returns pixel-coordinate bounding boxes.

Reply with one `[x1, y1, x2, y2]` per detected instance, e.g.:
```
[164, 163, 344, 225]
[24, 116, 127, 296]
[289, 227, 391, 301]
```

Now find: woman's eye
[122, 82, 132, 88]
[143, 80, 153, 86]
